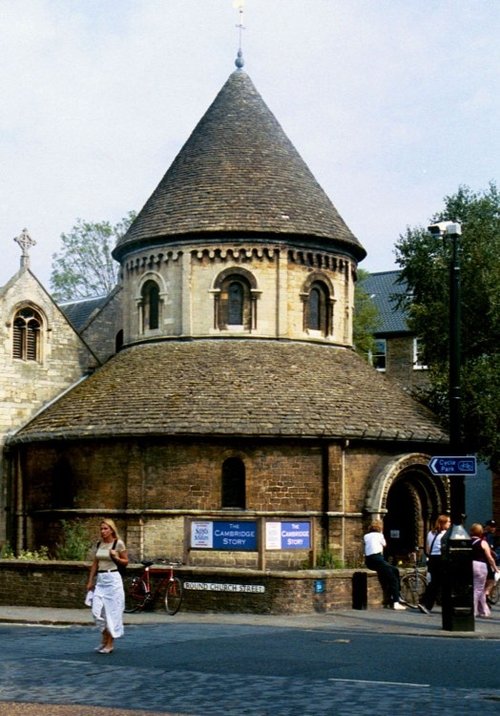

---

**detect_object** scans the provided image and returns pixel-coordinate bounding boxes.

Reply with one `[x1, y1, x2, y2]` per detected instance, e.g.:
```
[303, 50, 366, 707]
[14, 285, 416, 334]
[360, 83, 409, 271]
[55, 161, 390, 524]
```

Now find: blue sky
[1, 0, 498, 289]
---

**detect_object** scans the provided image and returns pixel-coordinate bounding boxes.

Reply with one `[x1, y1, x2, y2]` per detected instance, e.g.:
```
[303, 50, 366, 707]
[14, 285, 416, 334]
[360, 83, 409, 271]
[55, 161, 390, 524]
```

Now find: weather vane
[14, 228, 36, 268]
[233, 0, 245, 69]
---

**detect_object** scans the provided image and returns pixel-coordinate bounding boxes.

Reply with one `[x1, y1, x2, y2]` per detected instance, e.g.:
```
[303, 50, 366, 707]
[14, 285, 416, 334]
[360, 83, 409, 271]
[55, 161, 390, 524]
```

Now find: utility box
[441, 523, 474, 632]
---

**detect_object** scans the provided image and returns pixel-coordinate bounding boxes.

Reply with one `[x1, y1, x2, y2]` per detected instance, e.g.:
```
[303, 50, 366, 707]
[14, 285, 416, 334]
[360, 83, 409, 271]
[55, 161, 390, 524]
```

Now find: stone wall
[0, 560, 386, 614]
[121, 244, 354, 347]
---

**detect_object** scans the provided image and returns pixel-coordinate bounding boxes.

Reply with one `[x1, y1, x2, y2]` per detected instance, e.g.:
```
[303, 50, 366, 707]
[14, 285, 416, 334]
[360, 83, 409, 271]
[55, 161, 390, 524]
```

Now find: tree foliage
[50, 212, 136, 301]
[395, 183, 500, 468]
[353, 268, 380, 358]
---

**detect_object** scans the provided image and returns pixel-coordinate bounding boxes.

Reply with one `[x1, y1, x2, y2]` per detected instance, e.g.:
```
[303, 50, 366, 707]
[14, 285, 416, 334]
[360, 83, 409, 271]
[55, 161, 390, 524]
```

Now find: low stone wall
[0, 560, 385, 613]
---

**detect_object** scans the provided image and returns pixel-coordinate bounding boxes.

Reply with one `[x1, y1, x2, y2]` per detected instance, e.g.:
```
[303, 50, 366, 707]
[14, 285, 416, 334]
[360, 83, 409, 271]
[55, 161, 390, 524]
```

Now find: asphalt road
[0, 614, 499, 715]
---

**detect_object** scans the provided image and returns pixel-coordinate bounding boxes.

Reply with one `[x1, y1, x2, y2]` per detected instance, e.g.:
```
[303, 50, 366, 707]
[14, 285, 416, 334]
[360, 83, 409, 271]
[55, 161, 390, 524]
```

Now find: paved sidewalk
[0, 604, 497, 638]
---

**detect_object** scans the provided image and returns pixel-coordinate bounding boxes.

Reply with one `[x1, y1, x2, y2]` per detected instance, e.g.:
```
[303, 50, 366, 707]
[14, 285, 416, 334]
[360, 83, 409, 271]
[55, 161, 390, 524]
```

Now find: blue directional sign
[429, 456, 477, 476]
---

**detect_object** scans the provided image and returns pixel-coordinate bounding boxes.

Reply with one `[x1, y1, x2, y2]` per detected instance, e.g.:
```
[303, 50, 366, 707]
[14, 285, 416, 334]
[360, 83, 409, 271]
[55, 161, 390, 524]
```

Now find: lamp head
[427, 221, 462, 236]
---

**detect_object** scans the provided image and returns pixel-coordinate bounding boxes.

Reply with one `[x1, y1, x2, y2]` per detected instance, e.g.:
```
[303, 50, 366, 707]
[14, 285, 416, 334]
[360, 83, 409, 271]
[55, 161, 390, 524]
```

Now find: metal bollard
[441, 522, 474, 632]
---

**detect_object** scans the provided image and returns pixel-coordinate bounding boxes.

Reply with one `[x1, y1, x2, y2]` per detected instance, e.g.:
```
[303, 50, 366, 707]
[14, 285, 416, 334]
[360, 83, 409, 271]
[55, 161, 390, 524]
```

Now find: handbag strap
[427, 532, 439, 556]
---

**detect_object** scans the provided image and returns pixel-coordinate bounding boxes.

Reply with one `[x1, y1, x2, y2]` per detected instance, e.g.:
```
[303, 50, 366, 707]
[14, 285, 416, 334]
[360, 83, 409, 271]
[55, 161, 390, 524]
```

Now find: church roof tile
[11, 340, 446, 445]
[114, 71, 365, 261]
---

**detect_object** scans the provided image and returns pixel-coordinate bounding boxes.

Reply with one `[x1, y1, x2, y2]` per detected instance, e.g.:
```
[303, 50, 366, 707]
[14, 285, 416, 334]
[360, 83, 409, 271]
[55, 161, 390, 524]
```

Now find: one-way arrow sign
[428, 456, 477, 476]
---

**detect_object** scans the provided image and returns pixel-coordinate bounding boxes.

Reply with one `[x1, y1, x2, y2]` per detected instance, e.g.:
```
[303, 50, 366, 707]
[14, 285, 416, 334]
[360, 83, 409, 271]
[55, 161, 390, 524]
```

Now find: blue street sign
[428, 456, 477, 476]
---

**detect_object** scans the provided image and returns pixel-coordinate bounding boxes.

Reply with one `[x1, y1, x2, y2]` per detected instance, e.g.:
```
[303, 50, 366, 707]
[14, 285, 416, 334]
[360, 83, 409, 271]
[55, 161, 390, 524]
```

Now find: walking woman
[419, 514, 451, 613]
[86, 518, 128, 653]
[470, 523, 499, 618]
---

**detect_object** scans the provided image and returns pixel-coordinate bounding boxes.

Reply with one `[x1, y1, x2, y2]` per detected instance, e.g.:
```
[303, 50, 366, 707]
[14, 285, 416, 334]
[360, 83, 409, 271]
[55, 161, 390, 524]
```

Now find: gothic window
[221, 457, 246, 509]
[304, 280, 332, 335]
[141, 280, 160, 331]
[214, 269, 258, 331]
[12, 306, 43, 362]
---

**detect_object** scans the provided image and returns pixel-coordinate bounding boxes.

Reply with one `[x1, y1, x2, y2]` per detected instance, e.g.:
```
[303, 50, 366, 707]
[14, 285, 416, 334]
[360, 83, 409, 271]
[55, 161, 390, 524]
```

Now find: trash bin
[441, 522, 474, 632]
[352, 571, 367, 610]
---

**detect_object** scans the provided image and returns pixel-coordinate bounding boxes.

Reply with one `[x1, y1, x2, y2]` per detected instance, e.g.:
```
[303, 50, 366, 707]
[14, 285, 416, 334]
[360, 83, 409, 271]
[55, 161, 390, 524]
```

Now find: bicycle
[400, 548, 428, 609]
[124, 560, 183, 615]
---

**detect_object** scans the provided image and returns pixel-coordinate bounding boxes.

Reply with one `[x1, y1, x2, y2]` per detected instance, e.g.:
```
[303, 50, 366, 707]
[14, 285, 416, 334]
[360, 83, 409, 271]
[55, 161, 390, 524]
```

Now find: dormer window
[13, 306, 43, 362]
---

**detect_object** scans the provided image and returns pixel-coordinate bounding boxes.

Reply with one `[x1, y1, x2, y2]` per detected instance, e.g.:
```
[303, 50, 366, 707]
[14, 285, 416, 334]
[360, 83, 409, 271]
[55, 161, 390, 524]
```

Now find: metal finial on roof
[233, 0, 245, 69]
[14, 228, 36, 269]
[235, 49, 244, 69]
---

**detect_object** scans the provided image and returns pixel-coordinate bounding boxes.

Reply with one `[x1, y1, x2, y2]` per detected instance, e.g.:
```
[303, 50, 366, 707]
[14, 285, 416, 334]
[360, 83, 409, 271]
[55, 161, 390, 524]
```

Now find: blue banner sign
[191, 520, 257, 551]
[429, 456, 477, 476]
[266, 521, 311, 550]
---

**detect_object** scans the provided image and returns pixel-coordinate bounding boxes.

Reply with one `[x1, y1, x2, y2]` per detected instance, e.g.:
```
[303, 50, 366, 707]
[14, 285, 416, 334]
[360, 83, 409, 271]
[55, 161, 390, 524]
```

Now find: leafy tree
[395, 183, 500, 469]
[353, 268, 380, 358]
[50, 212, 136, 301]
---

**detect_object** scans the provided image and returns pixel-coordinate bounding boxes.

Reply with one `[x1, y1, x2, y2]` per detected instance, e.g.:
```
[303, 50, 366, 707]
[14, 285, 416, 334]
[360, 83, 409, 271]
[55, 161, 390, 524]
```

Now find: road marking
[328, 678, 430, 687]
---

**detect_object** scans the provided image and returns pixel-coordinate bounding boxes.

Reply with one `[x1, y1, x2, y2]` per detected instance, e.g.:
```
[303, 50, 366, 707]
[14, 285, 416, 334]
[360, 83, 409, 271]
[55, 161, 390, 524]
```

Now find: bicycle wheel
[164, 577, 183, 615]
[400, 572, 427, 608]
[124, 576, 148, 613]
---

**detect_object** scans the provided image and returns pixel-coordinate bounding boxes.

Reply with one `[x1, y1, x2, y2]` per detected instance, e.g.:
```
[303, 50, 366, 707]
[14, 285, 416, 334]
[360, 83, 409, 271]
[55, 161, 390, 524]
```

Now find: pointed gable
[114, 71, 365, 261]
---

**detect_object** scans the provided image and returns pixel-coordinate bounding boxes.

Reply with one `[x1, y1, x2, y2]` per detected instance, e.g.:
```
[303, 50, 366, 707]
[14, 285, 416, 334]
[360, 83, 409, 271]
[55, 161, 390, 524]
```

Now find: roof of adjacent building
[11, 339, 446, 445]
[59, 295, 109, 332]
[363, 270, 409, 334]
[113, 70, 366, 261]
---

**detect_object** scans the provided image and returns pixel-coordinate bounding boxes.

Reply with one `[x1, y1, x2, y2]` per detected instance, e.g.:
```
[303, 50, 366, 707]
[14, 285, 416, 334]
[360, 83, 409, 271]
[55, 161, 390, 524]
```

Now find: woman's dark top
[471, 537, 487, 563]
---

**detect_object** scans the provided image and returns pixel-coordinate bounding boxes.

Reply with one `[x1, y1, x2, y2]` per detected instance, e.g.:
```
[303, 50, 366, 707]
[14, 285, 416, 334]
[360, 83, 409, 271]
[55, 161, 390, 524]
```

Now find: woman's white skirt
[92, 571, 124, 638]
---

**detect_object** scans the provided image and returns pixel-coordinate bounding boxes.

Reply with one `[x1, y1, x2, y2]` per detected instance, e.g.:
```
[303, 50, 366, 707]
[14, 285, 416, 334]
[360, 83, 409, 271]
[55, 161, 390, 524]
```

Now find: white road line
[328, 678, 430, 687]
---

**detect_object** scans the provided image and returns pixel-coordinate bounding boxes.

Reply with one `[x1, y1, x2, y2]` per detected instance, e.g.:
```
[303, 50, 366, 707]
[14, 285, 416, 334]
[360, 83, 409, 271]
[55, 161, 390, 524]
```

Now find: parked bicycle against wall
[124, 560, 183, 615]
[400, 548, 427, 609]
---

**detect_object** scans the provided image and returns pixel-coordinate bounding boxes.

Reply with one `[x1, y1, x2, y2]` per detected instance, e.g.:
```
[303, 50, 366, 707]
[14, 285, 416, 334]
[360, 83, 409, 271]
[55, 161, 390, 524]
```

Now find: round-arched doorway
[365, 454, 449, 561]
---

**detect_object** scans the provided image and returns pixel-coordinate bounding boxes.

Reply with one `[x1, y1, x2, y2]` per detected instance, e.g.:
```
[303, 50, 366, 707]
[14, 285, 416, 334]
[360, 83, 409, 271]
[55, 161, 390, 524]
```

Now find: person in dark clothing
[363, 520, 406, 610]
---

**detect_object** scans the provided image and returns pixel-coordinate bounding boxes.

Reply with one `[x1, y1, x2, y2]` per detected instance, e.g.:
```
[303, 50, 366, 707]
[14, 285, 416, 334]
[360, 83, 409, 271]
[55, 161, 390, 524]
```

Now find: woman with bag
[470, 523, 499, 618]
[86, 518, 128, 653]
[419, 514, 451, 613]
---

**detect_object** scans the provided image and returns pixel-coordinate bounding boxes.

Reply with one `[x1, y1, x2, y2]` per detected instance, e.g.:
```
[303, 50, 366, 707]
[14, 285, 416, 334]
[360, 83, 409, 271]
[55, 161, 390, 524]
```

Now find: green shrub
[55, 520, 91, 560]
[0, 543, 49, 560]
[315, 549, 345, 569]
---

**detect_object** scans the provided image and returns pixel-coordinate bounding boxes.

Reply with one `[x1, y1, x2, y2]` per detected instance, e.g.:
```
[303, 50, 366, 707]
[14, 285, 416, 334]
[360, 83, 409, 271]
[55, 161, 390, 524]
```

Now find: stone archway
[365, 453, 449, 560]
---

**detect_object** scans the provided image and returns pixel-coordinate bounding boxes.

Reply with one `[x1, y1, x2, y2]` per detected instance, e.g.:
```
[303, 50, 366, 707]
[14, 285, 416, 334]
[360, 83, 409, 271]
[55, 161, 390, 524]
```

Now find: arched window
[52, 457, 75, 509]
[13, 306, 43, 361]
[141, 280, 160, 331]
[309, 287, 322, 330]
[215, 271, 257, 331]
[115, 329, 124, 353]
[304, 280, 332, 336]
[221, 457, 246, 509]
[228, 281, 244, 325]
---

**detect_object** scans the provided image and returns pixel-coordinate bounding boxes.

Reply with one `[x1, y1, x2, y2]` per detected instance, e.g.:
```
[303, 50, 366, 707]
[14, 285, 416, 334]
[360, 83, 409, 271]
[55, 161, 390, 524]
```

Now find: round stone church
[8, 63, 448, 568]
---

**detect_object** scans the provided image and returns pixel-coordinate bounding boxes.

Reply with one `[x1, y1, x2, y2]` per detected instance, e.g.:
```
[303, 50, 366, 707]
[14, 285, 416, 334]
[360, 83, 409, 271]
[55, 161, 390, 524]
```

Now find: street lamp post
[428, 220, 463, 521]
[428, 220, 474, 631]
[447, 222, 463, 523]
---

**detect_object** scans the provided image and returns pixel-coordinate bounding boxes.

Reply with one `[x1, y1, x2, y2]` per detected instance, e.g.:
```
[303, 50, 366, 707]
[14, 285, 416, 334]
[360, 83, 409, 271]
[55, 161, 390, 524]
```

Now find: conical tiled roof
[114, 70, 365, 261]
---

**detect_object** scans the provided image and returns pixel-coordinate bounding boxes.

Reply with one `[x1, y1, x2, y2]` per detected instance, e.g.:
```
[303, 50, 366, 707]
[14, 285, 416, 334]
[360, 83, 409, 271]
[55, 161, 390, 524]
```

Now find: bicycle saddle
[141, 560, 155, 567]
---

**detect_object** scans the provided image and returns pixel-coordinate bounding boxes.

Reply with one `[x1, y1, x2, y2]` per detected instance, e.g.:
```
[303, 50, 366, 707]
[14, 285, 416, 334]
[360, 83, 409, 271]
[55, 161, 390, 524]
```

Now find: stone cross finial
[14, 228, 36, 268]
